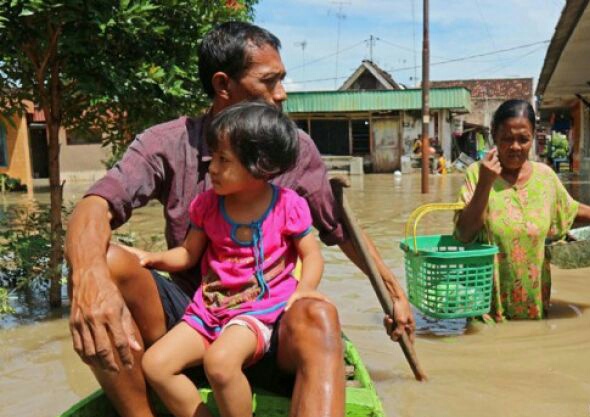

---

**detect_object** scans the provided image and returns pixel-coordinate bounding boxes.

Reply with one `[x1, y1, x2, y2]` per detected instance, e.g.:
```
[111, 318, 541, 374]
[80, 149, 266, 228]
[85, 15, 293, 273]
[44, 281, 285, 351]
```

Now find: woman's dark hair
[198, 22, 281, 98]
[491, 99, 536, 138]
[206, 101, 299, 179]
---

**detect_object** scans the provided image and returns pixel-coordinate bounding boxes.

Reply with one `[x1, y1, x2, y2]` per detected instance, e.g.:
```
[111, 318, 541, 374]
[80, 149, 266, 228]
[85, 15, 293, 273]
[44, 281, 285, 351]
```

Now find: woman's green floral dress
[456, 162, 579, 321]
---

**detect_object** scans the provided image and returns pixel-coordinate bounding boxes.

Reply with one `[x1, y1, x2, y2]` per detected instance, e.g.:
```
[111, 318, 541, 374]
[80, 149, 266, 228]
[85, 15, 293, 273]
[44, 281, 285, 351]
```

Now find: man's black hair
[206, 101, 298, 179]
[492, 99, 536, 138]
[198, 21, 281, 98]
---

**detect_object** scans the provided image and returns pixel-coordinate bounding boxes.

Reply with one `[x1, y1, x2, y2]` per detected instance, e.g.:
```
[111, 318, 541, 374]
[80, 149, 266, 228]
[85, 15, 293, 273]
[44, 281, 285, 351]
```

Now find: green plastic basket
[400, 203, 498, 319]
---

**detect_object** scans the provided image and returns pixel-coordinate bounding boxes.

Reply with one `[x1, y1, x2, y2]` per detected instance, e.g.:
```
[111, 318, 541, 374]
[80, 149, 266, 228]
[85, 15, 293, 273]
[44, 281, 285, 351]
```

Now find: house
[284, 60, 470, 172]
[0, 103, 110, 191]
[339, 60, 402, 91]
[536, 0, 590, 174]
[431, 78, 534, 160]
[431, 78, 533, 127]
[283, 88, 471, 172]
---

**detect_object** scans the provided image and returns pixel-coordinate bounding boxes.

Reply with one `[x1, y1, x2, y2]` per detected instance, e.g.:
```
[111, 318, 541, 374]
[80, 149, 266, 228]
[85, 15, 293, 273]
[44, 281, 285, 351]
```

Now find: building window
[0, 123, 8, 167]
[309, 119, 349, 155]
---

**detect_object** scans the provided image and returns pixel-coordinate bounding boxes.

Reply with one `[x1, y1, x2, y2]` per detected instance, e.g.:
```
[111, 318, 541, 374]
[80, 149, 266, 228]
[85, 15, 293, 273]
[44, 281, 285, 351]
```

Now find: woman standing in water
[455, 99, 590, 321]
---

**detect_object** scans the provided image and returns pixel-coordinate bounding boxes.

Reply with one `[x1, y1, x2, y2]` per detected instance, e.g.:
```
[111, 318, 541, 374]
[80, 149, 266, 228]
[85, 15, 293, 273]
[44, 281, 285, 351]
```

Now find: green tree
[0, 0, 257, 307]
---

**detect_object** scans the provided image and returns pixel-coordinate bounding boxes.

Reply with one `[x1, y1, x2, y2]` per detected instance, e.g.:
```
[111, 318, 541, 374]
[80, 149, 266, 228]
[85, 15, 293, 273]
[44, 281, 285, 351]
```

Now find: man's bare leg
[276, 298, 345, 417]
[82, 244, 168, 417]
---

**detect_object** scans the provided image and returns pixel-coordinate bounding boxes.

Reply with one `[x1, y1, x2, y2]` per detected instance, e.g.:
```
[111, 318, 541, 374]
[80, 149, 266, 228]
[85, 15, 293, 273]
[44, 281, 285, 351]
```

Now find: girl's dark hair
[198, 22, 281, 98]
[206, 101, 299, 179]
[491, 99, 536, 138]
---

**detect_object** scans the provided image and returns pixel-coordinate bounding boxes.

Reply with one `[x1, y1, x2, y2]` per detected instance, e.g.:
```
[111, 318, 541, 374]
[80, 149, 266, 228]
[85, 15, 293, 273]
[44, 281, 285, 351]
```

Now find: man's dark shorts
[151, 271, 295, 395]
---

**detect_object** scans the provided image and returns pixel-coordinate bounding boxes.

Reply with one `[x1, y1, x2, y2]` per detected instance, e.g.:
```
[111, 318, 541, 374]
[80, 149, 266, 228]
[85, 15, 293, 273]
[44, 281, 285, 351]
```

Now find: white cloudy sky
[254, 0, 565, 91]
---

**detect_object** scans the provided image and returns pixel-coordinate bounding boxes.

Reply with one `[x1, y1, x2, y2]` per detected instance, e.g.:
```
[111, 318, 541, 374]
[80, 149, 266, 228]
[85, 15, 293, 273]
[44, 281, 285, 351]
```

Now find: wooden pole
[421, 0, 430, 194]
[330, 177, 427, 381]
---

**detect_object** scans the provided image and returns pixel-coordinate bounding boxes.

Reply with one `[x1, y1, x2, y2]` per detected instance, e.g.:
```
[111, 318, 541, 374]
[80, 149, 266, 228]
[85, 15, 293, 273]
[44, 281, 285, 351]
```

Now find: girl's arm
[575, 203, 590, 223]
[285, 233, 326, 310]
[456, 148, 502, 242]
[126, 229, 208, 272]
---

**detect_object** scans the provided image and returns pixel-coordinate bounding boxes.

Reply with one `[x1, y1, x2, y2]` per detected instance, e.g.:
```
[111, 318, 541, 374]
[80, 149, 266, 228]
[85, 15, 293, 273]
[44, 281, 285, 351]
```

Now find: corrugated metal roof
[536, 0, 589, 98]
[284, 87, 471, 114]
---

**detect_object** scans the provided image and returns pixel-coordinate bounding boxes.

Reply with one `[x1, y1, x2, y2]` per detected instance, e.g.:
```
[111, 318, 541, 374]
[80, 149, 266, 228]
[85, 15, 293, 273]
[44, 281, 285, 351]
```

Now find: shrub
[0, 173, 27, 192]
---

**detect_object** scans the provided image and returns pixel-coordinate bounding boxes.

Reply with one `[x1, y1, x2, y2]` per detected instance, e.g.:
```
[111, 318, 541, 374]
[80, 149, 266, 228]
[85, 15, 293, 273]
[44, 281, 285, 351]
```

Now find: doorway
[29, 124, 49, 178]
[372, 118, 401, 172]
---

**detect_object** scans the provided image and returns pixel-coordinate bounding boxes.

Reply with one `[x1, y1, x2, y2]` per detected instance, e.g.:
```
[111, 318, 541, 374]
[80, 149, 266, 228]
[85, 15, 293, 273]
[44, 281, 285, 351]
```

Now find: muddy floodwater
[1, 173, 590, 417]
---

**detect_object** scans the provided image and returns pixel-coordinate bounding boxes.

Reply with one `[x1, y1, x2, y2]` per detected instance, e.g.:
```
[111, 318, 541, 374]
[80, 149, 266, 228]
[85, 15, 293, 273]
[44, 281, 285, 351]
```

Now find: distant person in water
[435, 148, 447, 175]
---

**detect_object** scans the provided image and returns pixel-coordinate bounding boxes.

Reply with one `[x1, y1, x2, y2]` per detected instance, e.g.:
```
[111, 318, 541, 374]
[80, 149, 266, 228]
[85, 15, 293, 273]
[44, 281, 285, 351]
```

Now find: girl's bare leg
[204, 325, 258, 417]
[142, 321, 212, 417]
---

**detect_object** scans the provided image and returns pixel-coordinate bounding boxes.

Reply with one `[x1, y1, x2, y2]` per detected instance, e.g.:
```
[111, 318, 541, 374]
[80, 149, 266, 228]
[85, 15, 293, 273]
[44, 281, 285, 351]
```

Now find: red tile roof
[431, 78, 533, 101]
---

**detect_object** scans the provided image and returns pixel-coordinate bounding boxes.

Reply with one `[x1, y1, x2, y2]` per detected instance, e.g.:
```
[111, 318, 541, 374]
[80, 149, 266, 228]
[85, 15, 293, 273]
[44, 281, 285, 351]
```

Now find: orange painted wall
[0, 113, 33, 190]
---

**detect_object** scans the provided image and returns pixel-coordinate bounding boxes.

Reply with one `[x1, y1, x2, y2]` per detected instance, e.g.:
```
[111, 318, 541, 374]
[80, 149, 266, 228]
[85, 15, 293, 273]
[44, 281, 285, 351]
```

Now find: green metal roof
[284, 87, 471, 114]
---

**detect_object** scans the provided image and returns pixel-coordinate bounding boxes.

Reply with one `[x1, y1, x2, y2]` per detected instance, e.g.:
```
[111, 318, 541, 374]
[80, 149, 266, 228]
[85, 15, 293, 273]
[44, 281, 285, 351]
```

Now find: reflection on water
[2, 172, 590, 417]
[415, 314, 468, 337]
[559, 171, 590, 204]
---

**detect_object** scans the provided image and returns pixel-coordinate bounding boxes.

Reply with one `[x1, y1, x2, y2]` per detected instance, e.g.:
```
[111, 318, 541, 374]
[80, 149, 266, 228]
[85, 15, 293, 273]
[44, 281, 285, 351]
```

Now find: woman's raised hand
[479, 147, 502, 185]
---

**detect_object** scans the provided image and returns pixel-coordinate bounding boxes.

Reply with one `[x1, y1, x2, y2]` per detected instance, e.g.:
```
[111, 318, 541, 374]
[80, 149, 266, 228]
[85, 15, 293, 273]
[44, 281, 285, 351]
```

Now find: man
[66, 21, 415, 417]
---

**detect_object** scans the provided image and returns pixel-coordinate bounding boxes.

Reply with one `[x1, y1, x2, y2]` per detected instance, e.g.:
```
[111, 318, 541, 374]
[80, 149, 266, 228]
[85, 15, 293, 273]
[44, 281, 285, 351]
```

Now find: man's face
[226, 43, 287, 108]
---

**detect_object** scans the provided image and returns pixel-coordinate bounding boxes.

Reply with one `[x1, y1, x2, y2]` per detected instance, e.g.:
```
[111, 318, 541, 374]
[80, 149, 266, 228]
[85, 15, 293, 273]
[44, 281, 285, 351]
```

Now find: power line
[468, 44, 547, 78]
[283, 40, 550, 85]
[387, 40, 550, 72]
[377, 36, 520, 64]
[375, 37, 415, 53]
[474, 0, 497, 51]
[377, 37, 450, 60]
[283, 74, 349, 86]
[287, 40, 365, 73]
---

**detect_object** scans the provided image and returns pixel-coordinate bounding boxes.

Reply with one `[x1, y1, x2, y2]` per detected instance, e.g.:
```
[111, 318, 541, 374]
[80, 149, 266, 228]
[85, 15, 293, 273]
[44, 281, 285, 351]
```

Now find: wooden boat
[546, 226, 590, 269]
[57, 338, 385, 417]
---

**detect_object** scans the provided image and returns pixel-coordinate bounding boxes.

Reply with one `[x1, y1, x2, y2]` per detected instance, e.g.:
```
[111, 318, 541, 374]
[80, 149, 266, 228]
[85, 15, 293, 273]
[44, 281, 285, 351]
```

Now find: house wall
[290, 110, 455, 172]
[401, 111, 452, 160]
[464, 98, 505, 127]
[59, 128, 109, 182]
[1, 101, 110, 189]
[348, 72, 385, 90]
[0, 113, 34, 191]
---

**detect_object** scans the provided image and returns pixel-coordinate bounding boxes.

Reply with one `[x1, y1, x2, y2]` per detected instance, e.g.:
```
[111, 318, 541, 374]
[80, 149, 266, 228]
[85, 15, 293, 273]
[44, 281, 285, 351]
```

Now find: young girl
[130, 101, 325, 417]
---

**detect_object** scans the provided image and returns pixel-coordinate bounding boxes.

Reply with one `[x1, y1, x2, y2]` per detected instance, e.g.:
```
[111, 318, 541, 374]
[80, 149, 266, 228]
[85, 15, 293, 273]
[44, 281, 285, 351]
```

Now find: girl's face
[494, 116, 533, 171]
[208, 137, 258, 195]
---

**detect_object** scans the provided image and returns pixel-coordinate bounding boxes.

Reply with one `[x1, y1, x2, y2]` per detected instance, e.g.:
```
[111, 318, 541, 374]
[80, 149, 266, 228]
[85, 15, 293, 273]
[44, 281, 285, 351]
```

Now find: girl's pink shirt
[182, 185, 312, 341]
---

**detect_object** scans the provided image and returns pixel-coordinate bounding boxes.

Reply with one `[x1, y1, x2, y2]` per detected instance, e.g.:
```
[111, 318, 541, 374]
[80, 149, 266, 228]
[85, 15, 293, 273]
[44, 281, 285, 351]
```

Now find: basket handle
[404, 202, 465, 253]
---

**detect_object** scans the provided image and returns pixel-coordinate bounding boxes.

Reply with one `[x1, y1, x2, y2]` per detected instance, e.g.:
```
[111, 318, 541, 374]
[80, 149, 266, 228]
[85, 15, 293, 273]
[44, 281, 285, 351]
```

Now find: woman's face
[494, 116, 533, 171]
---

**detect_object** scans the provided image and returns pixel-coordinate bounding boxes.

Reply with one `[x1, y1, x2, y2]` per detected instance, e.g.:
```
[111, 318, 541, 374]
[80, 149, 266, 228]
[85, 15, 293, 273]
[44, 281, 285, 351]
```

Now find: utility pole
[295, 40, 307, 90]
[368, 35, 376, 62]
[411, 0, 418, 85]
[421, 0, 430, 194]
[331, 1, 350, 89]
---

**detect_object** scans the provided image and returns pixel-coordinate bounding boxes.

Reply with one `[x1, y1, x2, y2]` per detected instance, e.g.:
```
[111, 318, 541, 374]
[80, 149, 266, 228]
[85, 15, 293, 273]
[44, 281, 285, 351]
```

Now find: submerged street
[1, 172, 589, 417]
